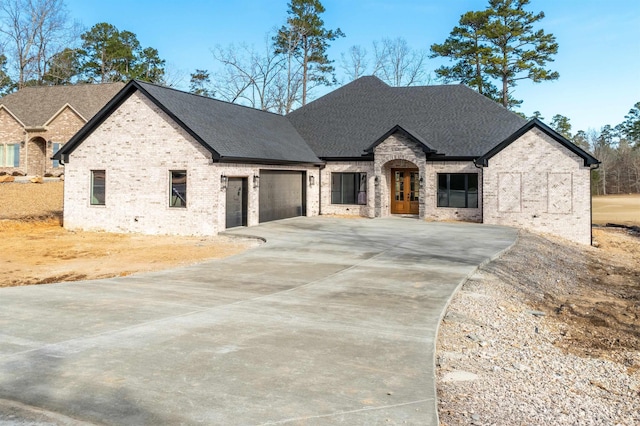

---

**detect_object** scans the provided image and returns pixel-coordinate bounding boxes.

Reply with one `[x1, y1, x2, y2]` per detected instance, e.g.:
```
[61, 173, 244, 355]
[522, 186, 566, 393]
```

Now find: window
[170, 170, 187, 207]
[437, 173, 478, 208]
[1, 143, 20, 167]
[52, 143, 61, 168]
[90, 170, 105, 205]
[331, 172, 367, 205]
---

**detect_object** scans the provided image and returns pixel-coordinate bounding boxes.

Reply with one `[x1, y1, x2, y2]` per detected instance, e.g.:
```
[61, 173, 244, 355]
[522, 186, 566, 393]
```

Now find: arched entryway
[27, 137, 46, 176]
[377, 159, 424, 218]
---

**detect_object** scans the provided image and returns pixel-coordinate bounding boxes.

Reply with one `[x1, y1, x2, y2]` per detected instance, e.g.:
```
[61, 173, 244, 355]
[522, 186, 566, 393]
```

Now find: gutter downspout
[590, 163, 600, 246]
[317, 163, 326, 216]
[473, 158, 484, 223]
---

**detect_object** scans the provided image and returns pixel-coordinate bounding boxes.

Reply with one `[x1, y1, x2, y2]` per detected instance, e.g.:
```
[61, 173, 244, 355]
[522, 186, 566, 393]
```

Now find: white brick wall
[63, 91, 319, 236]
[320, 161, 375, 217]
[482, 127, 592, 245]
[425, 161, 482, 222]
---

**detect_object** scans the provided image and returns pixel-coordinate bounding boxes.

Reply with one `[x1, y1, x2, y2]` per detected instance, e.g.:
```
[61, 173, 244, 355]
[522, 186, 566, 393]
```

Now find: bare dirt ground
[593, 194, 640, 226]
[1, 182, 259, 287]
[500, 228, 640, 363]
[0, 181, 64, 220]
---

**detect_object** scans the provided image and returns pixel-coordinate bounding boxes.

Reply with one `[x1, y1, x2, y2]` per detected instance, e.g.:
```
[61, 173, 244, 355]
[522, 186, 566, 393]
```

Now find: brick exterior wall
[0, 108, 25, 175]
[320, 161, 375, 217]
[63, 92, 319, 236]
[0, 105, 87, 176]
[482, 127, 592, 245]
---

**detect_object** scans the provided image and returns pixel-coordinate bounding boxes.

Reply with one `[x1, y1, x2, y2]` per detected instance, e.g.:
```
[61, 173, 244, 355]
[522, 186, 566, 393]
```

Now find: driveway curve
[0, 217, 516, 425]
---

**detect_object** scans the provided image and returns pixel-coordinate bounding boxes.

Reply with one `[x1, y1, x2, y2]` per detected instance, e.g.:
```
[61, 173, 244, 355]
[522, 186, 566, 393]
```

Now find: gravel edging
[436, 231, 640, 426]
[432, 231, 521, 426]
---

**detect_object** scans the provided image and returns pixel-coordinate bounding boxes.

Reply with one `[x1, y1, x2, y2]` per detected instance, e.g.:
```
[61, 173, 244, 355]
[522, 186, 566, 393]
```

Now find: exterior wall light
[253, 174, 260, 188]
[309, 175, 315, 186]
[221, 175, 228, 190]
[374, 176, 380, 185]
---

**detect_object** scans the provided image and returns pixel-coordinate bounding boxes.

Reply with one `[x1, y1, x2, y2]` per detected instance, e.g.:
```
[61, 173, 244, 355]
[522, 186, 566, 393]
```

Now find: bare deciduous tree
[0, 0, 74, 88]
[340, 45, 368, 82]
[211, 37, 287, 111]
[373, 37, 429, 86]
[341, 38, 430, 87]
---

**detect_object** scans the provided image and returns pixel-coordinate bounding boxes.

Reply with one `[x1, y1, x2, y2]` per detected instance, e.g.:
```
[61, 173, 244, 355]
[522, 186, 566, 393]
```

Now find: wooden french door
[391, 169, 419, 214]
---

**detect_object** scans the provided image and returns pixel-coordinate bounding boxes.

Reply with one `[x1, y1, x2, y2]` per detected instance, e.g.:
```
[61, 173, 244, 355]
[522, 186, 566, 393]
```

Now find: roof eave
[217, 156, 323, 166]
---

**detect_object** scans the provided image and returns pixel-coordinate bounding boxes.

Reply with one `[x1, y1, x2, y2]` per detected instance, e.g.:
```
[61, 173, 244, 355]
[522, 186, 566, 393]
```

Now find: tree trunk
[502, 53, 509, 108]
[302, 35, 308, 106]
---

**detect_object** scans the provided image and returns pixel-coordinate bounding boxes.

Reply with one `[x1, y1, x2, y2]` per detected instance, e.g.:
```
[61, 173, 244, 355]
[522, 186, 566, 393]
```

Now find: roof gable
[43, 103, 86, 127]
[0, 104, 25, 128]
[365, 124, 436, 154]
[57, 80, 321, 165]
[477, 118, 599, 167]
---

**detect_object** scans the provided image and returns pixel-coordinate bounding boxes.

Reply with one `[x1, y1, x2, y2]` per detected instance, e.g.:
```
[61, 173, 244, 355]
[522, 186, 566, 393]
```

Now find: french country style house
[54, 77, 599, 244]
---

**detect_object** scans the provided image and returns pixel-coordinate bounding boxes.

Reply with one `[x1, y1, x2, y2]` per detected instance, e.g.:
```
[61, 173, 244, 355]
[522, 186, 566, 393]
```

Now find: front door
[391, 169, 419, 214]
[226, 177, 247, 228]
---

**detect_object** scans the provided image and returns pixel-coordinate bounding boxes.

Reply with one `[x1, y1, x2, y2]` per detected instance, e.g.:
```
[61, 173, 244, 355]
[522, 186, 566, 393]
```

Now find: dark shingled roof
[286, 76, 528, 158]
[0, 83, 125, 126]
[135, 81, 320, 163]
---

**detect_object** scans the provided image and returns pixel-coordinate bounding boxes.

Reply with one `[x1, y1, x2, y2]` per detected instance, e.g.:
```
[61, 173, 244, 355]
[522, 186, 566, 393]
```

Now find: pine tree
[431, 0, 559, 109]
[273, 0, 344, 106]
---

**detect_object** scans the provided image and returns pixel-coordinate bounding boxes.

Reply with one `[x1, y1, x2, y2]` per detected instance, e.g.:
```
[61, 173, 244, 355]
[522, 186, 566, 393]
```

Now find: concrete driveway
[0, 217, 516, 425]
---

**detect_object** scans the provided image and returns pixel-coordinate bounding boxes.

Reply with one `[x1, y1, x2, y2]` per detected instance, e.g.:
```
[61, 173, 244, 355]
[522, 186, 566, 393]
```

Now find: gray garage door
[259, 170, 306, 223]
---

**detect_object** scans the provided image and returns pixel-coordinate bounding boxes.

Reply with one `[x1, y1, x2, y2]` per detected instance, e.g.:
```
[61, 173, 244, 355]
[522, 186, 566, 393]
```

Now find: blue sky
[66, 0, 640, 133]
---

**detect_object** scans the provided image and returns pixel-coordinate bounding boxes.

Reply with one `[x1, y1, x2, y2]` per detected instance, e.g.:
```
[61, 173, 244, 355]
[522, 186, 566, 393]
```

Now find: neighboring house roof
[477, 118, 600, 167]
[57, 80, 321, 165]
[0, 83, 125, 127]
[286, 76, 529, 158]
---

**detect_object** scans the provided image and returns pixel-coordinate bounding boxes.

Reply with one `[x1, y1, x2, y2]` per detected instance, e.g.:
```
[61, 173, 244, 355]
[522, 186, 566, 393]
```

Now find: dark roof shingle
[135, 81, 320, 163]
[286, 76, 528, 158]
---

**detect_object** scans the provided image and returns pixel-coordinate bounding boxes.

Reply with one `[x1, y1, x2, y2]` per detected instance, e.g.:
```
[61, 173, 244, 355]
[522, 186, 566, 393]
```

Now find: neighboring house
[55, 77, 599, 244]
[0, 83, 124, 177]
